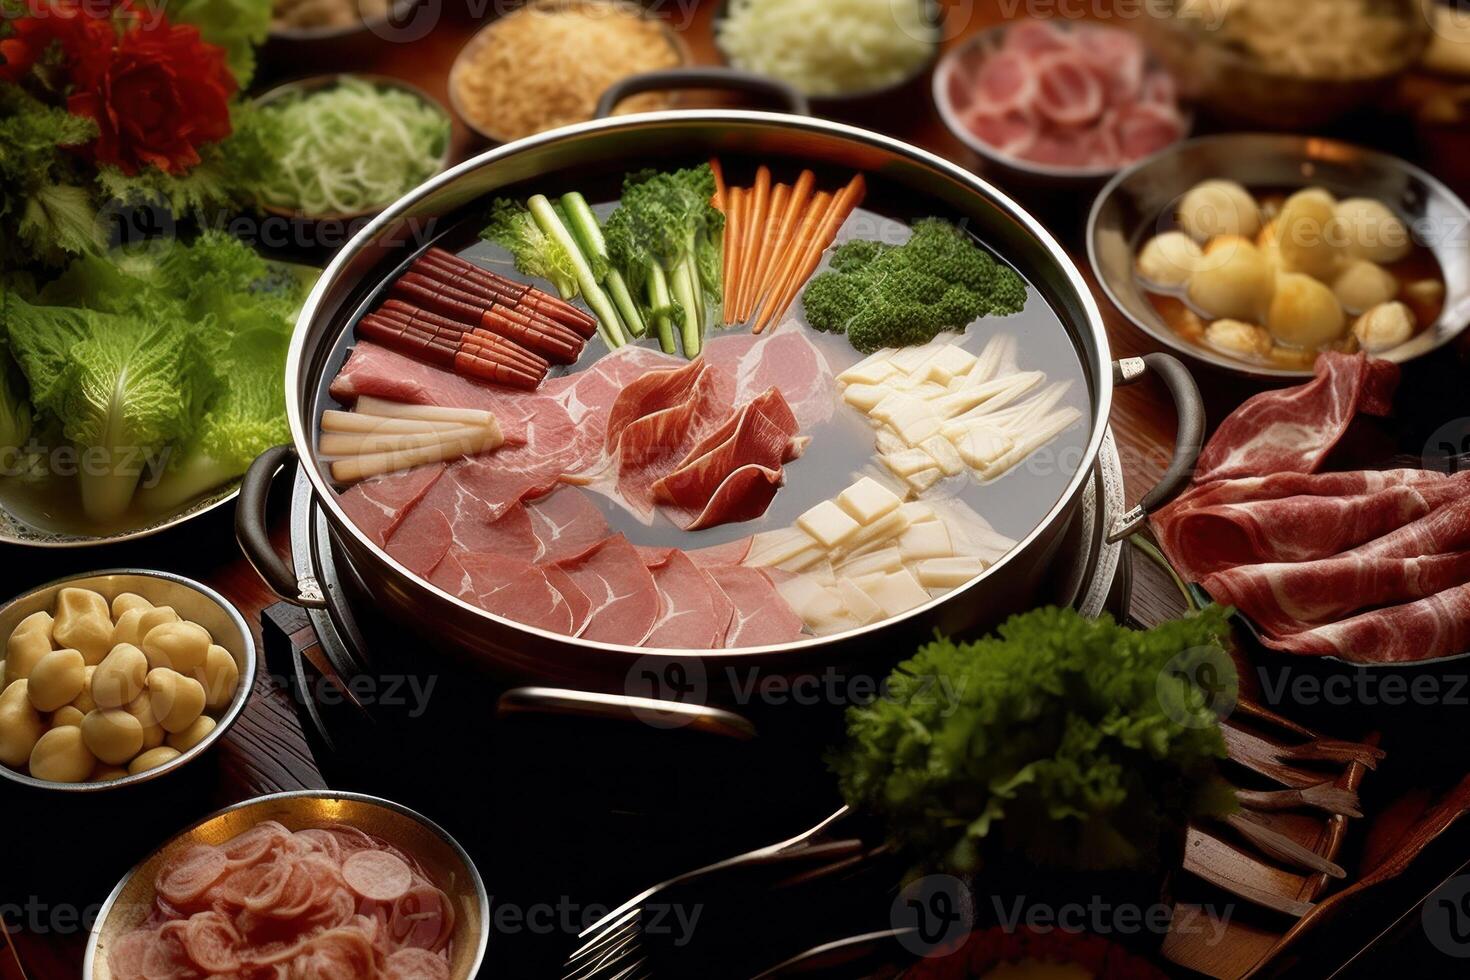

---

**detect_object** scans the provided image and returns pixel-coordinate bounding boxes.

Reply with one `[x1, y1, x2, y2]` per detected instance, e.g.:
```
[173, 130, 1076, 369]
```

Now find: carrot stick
[743, 182, 789, 322]
[757, 174, 867, 334]
[723, 187, 747, 325]
[749, 171, 815, 325]
[754, 190, 831, 334]
[734, 167, 770, 321]
[710, 157, 727, 209]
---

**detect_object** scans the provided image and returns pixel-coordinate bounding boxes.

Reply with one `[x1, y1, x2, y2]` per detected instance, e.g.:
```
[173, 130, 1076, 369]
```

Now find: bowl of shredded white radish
[714, 0, 941, 105]
[251, 74, 453, 222]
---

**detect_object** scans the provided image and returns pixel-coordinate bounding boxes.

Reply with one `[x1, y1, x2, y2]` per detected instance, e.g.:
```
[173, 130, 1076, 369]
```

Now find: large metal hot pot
[237, 84, 1203, 691]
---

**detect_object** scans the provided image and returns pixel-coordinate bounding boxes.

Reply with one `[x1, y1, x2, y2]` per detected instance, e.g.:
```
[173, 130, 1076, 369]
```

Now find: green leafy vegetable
[0, 341, 34, 456]
[252, 79, 448, 216]
[802, 218, 1028, 354]
[830, 606, 1238, 878]
[0, 87, 101, 267]
[481, 198, 581, 301]
[527, 194, 626, 349]
[605, 164, 724, 358]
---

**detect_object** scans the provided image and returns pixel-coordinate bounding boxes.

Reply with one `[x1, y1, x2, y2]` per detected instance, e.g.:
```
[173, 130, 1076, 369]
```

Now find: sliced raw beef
[642, 550, 730, 649]
[1110, 102, 1184, 162]
[1349, 494, 1470, 560]
[1081, 26, 1145, 105]
[552, 534, 660, 645]
[1157, 475, 1470, 580]
[389, 461, 544, 561]
[1259, 583, 1470, 664]
[1032, 52, 1104, 126]
[387, 509, 453, 578]
[712, 325, 836, 430]
[430, 550, 573, 635]
[706, 566, 805, 648]
[605, 358, 707, 452]
[972, 48, 1037, 113]
[542, 564, 593, 636]
[336, 464, 445, 546]
[525, 487, 610, 563]
[653, 388, 802, 530]
[1205, 552, 1470, 636]
[1190, 353, 1399, 484]
[963, 106, 1039, 157]
[614, 361, 736, 519]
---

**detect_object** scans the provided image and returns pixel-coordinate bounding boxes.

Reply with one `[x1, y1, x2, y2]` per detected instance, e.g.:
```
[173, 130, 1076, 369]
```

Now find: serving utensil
[1088, 133, 1470, 380]
[83, 789, 488, 980]
[0, 569, 255, 793]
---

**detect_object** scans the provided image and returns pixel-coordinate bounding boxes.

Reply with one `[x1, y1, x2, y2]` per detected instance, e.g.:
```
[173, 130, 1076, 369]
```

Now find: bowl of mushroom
[1088, 133, 1470, 379]
[0, 570, 254, 790]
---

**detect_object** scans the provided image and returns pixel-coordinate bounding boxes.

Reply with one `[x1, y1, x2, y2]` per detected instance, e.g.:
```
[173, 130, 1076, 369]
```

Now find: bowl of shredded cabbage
[714, 0, 941, 104]
[252, 74, 453, 221]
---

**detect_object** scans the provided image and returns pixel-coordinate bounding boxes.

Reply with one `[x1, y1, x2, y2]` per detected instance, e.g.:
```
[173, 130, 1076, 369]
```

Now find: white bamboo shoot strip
[965, 335, 1013, 386]
[322, 411, 472, 435]
[946, 372, 1045, 425]
[330, 426, 504, 484]
[354, 397, 498, 428]
[320, 424, 488, 457]
[980, 408, 1083, 481]
[978, 382, 1073, 434]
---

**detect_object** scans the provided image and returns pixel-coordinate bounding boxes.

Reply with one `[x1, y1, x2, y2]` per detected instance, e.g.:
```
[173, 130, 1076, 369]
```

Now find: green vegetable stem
[528, 194, 626, 349]
[561, 192, 646, 338]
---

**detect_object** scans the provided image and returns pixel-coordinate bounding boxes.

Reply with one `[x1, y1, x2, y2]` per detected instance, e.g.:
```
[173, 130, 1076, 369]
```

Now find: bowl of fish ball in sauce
[0, 570, 253, 791]
[1088, 133, 1470, 379]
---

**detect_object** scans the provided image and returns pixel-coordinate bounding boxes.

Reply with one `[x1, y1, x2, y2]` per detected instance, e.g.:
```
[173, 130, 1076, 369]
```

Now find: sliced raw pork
[430, 550, 574, 635]
[551, 534, 660, 645]
[706, 566, 805, 648]
[525, 487, 611, 563]
[642, 550, 732, 649]
[336, 464, 445, 546]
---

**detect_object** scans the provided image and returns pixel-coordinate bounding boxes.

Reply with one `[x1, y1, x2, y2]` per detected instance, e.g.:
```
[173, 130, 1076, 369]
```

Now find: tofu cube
[920, 435, 966, 477]
[905, 466, 945, 494]
[921, 345, 978, 385]
[860, 568, 932, 617]
[797, 500, 861, 549]
[915, 557, 986, 589]
[883, 447, 938, 478]
[955, 424, 1014, 470]
[837, 356, 898, 387]
[898, 520, 954, 561]
[836, 578, 884, 625]
[899, 501, 937, 525]
[842, 383, 888, 413]
[837, 477, 903, 525]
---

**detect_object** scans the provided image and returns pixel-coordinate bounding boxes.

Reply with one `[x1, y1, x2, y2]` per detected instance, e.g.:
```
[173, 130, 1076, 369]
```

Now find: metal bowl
[448, 0, 690, 145]
[1136, 0, 1432, 129]
[0, 483, 240, 549]
[84, 790, 489, 979]
[711, 0, 941, 110]
[250, 73, 453, 223]
[0, 569, 255, 792]
[932, 22, 1192, 190]
[1088, 133, 1470, 380]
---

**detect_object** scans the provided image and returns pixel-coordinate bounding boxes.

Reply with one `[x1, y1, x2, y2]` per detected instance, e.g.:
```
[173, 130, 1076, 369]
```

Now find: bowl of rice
[449, 0, 689, 146]
[713, 0, 941, 110]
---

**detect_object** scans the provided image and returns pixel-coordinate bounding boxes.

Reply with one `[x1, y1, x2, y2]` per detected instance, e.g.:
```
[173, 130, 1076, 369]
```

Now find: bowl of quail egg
[0, 570, 254, 791]
[1088, 133, 1470, 379]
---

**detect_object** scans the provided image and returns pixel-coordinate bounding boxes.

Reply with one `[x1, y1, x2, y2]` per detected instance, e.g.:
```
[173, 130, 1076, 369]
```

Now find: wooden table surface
[5, 1, 1469, 977]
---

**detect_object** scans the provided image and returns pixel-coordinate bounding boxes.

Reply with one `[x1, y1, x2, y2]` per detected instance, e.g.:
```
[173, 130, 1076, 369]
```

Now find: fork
[562, 806, 887, 980]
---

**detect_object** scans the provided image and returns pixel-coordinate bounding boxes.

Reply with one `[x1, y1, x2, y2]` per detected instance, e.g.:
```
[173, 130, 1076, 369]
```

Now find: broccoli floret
[800, 218, 1026, 353]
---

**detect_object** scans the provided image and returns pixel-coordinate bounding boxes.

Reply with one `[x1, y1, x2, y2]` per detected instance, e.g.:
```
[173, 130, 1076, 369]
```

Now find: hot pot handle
[1106, 353, 1205, 544]
[595, 67, 811, 119]
[497, 687, 758, 741]
[236, 444, 328, 609]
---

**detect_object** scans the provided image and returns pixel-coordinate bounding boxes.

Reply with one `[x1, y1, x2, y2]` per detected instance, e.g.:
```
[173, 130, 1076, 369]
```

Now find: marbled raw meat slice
[1032, 51, 1104, 126]
[964, 105, 1040, 157]
[705, 566, 805, 648]
[1080, 26, 1145, 105]
[642, 550, 727, 649]
[551, 534, 660, 645]
[713, 326, 835, 429]
[542, 563, 593, 636]
[1259, 582, 1470, 663]
[390, 462, 543, 560]
[615, 363, 735, 520]
[1110, 101, 1184, 162]
[652, 389, 800, 517]
[604, 358, 708, 452]
[336, 464, 445, 546]
[972, 48, 1037, 113]
[386, 509, 453, 578]
[688, 537, 753, 567]
[525, 487, 610, 563]
[1190, 353, 1399, 484]
[429, 550, 573, 635]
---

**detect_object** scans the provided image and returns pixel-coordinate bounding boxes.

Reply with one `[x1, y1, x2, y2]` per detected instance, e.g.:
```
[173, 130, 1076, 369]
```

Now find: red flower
[0, 0, 114, 84]
[66, 13, 237, 175]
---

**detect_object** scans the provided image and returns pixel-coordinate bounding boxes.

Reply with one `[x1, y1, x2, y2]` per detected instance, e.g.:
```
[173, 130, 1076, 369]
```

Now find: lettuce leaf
[4, 299, 216, 521]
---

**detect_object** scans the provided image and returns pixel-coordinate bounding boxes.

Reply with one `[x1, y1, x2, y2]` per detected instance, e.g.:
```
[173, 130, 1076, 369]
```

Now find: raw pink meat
[1259, 583, 1470, 663]
[551, 534, 660, 645]
[1033, 52, 1104, 126]
[705, 566, 805, 648]
[387, 509, 453, 577]
[1191, 353, 1399, 484]
[336, 464, 445, 546]
[430, 550, 573, 634]
[1081, 27, 1145, 105]
[525, 487, 610, 563]
[713, 326, 835, 430]
[605, 358, 707, 452]
[1110, 102, 1185, 162]
[614, 361, 736, 520]
[542, 564, 593, 636]
[389, 461, 543, 561]
[973, 48, 1037, 112]
[642, 550, 729, 649]
[1006, 19, 1073, 59]
[964, 106, 1039, 157]
[687, 538, 754, 566]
